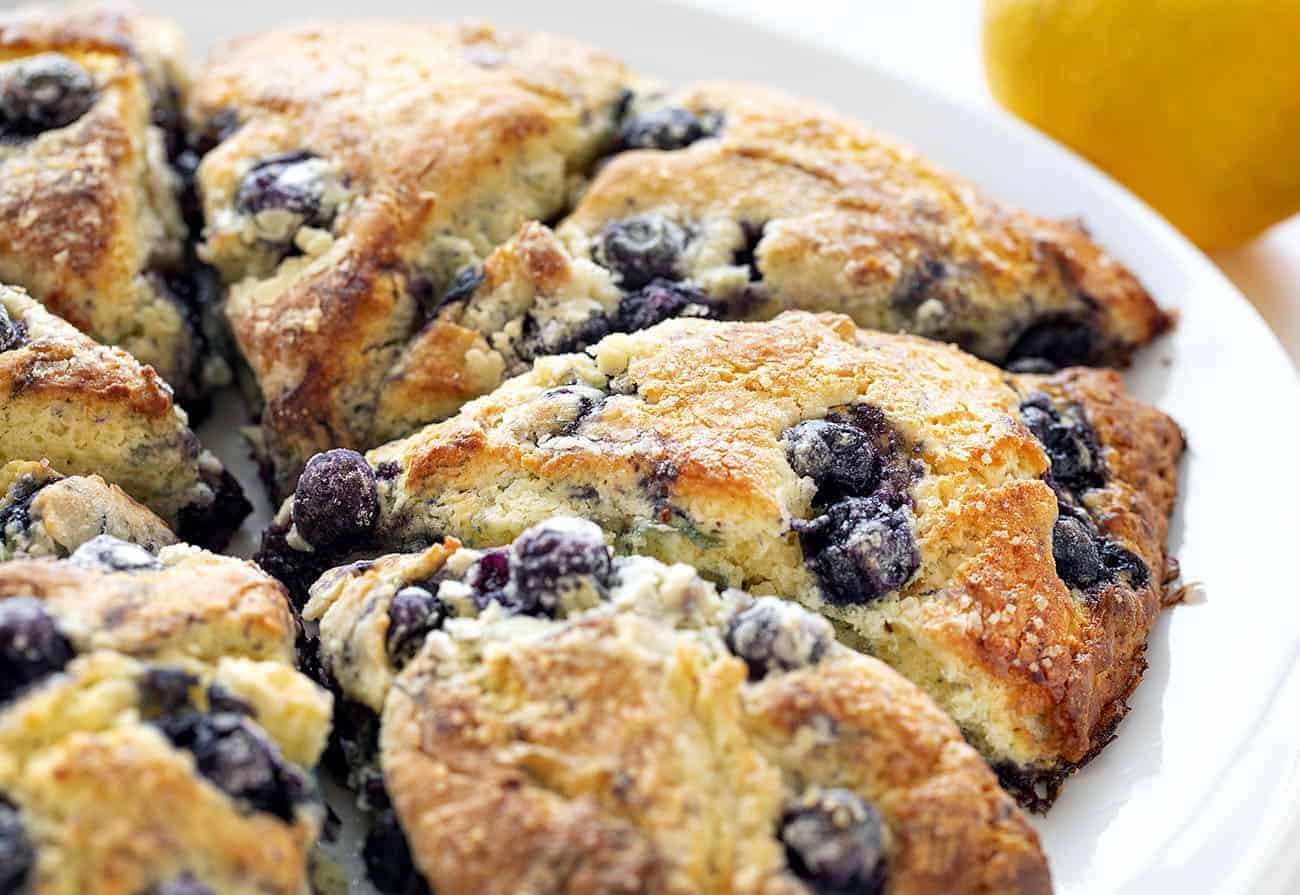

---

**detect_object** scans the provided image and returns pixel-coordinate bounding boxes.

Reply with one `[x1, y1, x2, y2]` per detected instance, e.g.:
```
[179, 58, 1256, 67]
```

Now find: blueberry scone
[0, 4, 222, 404]
[1, 459, 176, 560]
[0, 536, 333, 894]
[308, 80, 1171, 462]
[0, 286, 250, 548]
[186, 23, 634, 496]
[302, 518, 1051, 894]
[264, 312, 1184, 809]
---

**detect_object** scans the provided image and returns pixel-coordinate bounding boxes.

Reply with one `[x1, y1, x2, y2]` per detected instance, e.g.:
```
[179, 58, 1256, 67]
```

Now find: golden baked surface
[189, 22, 634, 496]
[302, 519, 1050, 894]
[264, 312, 1183, 807]
[0, 286, 249, 548]
[0, 4, 217, 400]
[0, 539, 332, 895]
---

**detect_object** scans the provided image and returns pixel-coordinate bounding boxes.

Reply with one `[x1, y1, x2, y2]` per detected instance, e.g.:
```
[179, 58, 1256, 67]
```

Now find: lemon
[983, 0, 1300, 248]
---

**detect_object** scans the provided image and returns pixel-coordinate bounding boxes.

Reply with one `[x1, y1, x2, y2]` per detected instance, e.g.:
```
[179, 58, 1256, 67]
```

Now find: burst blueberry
[1019, 394, 1104, 494]
[615, 279, 711, 332]
[0, 797, 33, 895]
[69, 535, 163, 573]
[292, 449, 380, 549]
[139, 667, 199, 715]
[725, 597, 832, 680]
[1051, 514, 1104, 590]
[618, 105, 721, 151]
[781, 788, 885, 894]
[386, 586, 448, 668]
[505, 518, 612, 616]
[235, 151, 340, 241]
[0, 53, 96, 137]
[796, 498, 918, 605]
[0, 596, 74, 705]
[785, 420, 880, 501]
[595, 214, 687, 290]
[0, 305, 26, 354]
[1006, 318, 1099, 369]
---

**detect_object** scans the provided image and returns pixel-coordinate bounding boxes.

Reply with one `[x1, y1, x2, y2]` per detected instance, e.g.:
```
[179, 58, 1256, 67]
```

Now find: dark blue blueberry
[1019, 394, 1104, 495]
[466, 549, 510, 609]
[516, 308, 611, 362]
[144, 873, 215, 895]
[154, 712, 309, 822]
[0, 476, 45, 537]
[235, 151, 335, 234]
[206, 684, 255, 717]
[796, 498, 918, 605]
[1006, 319, 1098, 369]
[506, 519, 612, 615]
[0, 596, 73, 705]
[441, 266, 485, 307]
[385, 586, 448, 668]
[595, 214, 687, 290]
[0, 797, 33, 895]
[1100, 542, 1150, 587]
[781, 788, 885, 894]
[363, 809, 430, 895]
[785, 420, 880, 501]
[725, 597, 831, 680]
[615, 279, 711, 332]
[69, 535, 163, 573]
[139, 667, 199, 714]
[0, 304, 26, 354]
[0, 53, 96, 138]
[618, 105, 721, 151]
[292, 449, 379, 549]
[1052, 515, 1104, 590]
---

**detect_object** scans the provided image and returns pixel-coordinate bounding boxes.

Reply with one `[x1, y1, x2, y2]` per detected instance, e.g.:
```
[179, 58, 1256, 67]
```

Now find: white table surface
[702, 0, 1300, 369]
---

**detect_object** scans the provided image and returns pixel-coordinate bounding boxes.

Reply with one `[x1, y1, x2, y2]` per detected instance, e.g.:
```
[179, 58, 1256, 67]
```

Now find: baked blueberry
[0, 797, 33, 895]
[363, 809, 430, 895]
[0, 53, 96, 138]
[1019, 394, 1104, 495]
[618, 105, 720, 151]
[724, 597, 831, 680]
[781, 788, 885, 894]
[785, 420, 880, 501]
[154, 712, 308, 823]
[235, 151, 340, 242]
[1006, 318, 1099, 369]
[0, 596, 74, 705]
[796, 498, 919, 605]
[68, 535, 164, 573]
[292, 449, 380, 549]
[1100, 542, 1150, 587]
[0, 304, 26, 354]
[385, 586, 448, 668]
[595, 214, 687, 290]
[1052, 515, 1104, 590]
[145, 873, 215, 895]
[506, 518, 612, 615]
[439, 266, 486, 309]
[466, 548, 510, 608]
[615, 279, 711, 332]
[139, 667, 199, 715]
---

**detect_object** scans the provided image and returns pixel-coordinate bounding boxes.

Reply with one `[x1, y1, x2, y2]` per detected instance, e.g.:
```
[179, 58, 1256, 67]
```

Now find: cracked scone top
[0, 536, 333, 895]
[0, 5, 221, 403]
[0, 286, 250, 549]
[187, 22, 635, 497]
[264, 312, 1184, 808]
[302, 518, 1051, 895]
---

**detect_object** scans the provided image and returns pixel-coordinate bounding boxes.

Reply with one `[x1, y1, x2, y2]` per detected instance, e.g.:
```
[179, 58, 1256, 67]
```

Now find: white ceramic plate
[179, 1, 1300, 892]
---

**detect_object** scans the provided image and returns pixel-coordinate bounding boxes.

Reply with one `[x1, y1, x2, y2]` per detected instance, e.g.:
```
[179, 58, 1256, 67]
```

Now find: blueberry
[515, 309, 612, 363]
[1006, 357, 1059, 375]
[363, 809, 430, 895]
[785, 420, 880, 501]
[206, 684, 255, 717]
[145, 873, 215, 895]
[595, 215, 687, 290]
[440, 266, 485, 307]
[725, 597, 832, 680]
[505, 518, 612, 615]
[385, 586, 448, 668]
[1100, 542, 1150, 587]
[1006, 319, 1098, 369]
[1052, 515, 1104, 590]
[139, 667, 199, 715]
[796, 498, 918, 605]
[69, 535, 163, 573]
[154, 712, 309, 822]
[0, 304, 26, 354]
[292, 449, 380, 549]
[615, 279, 711, 332]
[618, 105, 721, 151]
[781, 788, 885, 894]
[235, 151, 338, 241]
[0, 476, 44, 537]
[1019, 394, 1104, 495]
[0, 797, 33, 894]
[0, 53, 96, 138]
[0, 596, 73, 705]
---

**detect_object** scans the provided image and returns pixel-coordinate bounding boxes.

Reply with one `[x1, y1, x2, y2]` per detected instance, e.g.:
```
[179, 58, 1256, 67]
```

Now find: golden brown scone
[0, 286, 250, 548]
[188, 22, 635, 496]
[369, 80, 1170, 447]
[0, 4, 222, 402]
[262, 312, 1184, 809]
[0, 539, 333, 895]
[0, 459, 176, 560]
[300, 518, 1050, 894]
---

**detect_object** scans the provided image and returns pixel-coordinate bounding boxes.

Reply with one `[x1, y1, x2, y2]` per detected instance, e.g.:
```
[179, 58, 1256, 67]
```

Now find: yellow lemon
[983, 0, 1300, 248]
